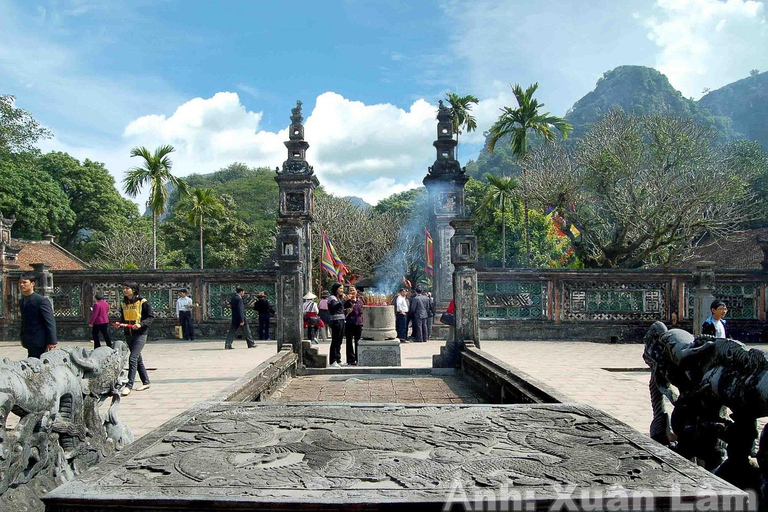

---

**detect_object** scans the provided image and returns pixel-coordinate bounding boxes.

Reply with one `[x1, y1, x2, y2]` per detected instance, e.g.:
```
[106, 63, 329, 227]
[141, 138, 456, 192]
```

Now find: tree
[445, 92, 479, 162]
[123, 145, 188, 269]
[0, 95, 53, 154]
[0, 152, 75, 238]
[37, 152, 139, 254]
[185, 188, 225, 269]
[487, 83, 573, 266]
[522, 111, 762, 268]
[480, 174, 520, 267]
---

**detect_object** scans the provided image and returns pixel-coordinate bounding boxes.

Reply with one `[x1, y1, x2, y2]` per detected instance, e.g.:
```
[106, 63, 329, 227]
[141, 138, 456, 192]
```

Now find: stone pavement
[4, 337, 765, 441]
[0, 338, 278, 439]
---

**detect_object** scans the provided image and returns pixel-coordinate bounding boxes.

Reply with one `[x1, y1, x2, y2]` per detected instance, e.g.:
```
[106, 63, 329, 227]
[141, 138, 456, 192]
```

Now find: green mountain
[467, 65, 754, 179]
[699, 70, 768, 150]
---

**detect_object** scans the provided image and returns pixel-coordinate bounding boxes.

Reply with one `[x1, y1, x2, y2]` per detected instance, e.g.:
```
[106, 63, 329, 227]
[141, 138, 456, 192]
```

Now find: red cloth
[447, 300, 455, 314]
[89, 300, 110, 325]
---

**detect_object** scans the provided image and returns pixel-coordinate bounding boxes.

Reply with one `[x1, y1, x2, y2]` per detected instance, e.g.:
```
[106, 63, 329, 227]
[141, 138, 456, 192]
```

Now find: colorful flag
[425, 228, 434, 276]
[321, 231, 348, 282]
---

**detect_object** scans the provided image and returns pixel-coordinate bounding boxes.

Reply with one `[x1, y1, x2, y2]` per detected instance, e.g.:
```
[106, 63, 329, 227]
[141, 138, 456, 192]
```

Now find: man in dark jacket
[702, 299, 728, 338]
[18, 272, 57, 358]
[409, 287, 430, 343]
[225, 287, 256, 349]
[253, 292, 275, 340]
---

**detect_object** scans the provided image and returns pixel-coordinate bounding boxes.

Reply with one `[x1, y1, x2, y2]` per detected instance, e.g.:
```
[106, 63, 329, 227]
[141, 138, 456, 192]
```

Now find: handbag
[439, 312, 455, 326]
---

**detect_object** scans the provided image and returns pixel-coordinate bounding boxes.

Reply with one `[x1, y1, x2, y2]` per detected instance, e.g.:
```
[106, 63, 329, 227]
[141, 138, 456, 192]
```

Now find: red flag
[425, 228, 434, 276]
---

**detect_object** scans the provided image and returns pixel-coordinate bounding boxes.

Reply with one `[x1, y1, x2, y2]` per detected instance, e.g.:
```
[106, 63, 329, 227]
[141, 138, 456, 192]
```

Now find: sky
[2, 0, 767, 206]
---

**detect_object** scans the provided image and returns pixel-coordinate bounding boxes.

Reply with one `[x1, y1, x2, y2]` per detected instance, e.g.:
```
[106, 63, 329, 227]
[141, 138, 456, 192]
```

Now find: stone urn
[361, 305, 397, 341]
[358, 305, 400, 366]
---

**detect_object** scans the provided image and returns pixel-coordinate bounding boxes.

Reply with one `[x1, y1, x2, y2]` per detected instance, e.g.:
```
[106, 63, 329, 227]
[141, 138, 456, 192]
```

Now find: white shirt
[395, 295, 409, 313]
[713, 319, 726, 338]
[176, 296, 193, 316]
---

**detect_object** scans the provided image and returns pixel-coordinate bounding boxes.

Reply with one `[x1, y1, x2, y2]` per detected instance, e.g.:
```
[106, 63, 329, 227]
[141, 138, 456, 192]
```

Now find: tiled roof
[687, 228, 768, 270]
[14, 239, 88, 270]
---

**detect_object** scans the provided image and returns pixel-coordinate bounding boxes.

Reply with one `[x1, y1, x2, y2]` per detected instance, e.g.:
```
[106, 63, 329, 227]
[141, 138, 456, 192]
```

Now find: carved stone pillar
[692, 261, 716, 336]
[423, 100, 468, 310]
[274, 101, 318, 366]
[450, 218, 479, 350]
[30, 263, 53, 297]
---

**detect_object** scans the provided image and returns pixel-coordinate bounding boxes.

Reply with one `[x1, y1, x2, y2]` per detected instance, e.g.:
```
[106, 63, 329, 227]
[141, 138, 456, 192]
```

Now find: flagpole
[319, 229, 324, 297]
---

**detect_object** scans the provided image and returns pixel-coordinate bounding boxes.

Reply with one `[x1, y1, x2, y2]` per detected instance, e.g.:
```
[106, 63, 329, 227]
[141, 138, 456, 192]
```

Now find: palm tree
[445, 92, 479, 162]
[123, 145, 188, 269]
[487, 83, 572, 266]
[185, 188, 224, 269]
[481, 174, 520, 267]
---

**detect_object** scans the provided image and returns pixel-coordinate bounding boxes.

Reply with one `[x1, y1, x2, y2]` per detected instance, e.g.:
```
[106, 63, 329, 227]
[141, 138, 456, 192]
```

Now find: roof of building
[687, 228, 768, 270]
[13, 238, 88, 271]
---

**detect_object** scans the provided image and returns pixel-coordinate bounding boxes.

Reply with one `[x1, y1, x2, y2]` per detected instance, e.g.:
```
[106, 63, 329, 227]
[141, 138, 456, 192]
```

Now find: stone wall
[0, 268, 279, 341]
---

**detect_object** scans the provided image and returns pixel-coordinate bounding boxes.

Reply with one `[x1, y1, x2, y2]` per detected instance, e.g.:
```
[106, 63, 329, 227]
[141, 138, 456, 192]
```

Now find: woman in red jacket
[89, 293, 112, 348]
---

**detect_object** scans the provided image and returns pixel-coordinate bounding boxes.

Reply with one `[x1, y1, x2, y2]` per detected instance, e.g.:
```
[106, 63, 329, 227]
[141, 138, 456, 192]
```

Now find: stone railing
[0, 269, 279, 340]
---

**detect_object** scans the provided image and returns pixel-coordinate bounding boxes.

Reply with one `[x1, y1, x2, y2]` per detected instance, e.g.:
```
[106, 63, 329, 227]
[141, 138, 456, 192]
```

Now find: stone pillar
[275, 101, 319, 366]
[692, 261, 716, 336]
[30, 263, 53, 297]
[450, 219, 480, 350]
[423, 100, 468, 310]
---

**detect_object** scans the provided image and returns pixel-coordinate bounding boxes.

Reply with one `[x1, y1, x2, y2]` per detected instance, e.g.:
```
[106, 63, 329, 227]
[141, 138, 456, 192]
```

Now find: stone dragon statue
[0, 341, 133, 510]
[643, 321, 768, 499]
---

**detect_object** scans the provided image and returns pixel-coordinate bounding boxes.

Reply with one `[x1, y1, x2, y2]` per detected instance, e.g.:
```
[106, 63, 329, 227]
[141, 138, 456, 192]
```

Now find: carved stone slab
[44, 403, 744, 511]
[357, 340, 402, 367]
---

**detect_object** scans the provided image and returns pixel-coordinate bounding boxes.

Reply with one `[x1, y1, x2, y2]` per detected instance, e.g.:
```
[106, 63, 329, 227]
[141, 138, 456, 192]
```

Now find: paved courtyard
[3, 337, 766, 441]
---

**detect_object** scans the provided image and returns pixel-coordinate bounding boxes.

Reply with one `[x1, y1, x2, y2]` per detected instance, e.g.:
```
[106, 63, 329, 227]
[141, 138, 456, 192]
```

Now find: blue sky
[2, 0, 767, 204]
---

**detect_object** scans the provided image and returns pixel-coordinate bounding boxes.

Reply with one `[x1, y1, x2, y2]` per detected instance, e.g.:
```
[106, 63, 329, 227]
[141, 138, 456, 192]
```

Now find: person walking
[425, 291, 435, 340]
[225, 287, 256, 349]
[395, 288, 409, 342]
[410, 287, 430, 343]
[344, 285, 363, 365]
[318, 290, 331, 342]
[117, 281, 153, 396]
[253, 292, 275, 341]
[327, 283, 346, 367]
[89, 292, 112, 348]
[18, 272, 57, 358]
[303, 292, 321, 344]
[175, 288, 195, 341]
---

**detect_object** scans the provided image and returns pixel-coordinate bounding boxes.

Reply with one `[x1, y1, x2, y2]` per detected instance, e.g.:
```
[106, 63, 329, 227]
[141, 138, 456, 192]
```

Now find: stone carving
[44, 403, 741, 510]
[0, 342, 132, 510]
[643, 321, 768, 496]
[563, 282, 665, 321]
[286, 192, 305, 213]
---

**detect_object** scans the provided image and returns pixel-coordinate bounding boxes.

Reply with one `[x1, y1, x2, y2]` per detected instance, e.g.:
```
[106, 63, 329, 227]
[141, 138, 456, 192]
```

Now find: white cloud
[639, 0, 768, 97]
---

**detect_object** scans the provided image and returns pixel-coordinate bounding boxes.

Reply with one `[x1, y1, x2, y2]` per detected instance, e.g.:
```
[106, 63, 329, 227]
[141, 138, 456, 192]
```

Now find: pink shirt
[89, 300, 110, 325]
[318, 299, 329, 310]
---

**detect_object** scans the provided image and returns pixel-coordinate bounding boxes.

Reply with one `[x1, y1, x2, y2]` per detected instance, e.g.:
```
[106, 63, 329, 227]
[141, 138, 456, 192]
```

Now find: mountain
[699, 70, 768, 150]
[466, 65, 755, 179]
[565, 65, 736, 140]
[341, 196, 372, 210]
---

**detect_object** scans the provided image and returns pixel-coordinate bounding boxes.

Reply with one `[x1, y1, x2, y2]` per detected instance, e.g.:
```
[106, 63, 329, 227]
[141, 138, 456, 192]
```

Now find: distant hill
[699, 70, 768, 150]
[341, 196, 372, 210]
[466, 65, 755, 179]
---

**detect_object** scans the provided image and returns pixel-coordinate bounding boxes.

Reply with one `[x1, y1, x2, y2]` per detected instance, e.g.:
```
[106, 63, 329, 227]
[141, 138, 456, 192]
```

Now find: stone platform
[44, 403, 745, 511]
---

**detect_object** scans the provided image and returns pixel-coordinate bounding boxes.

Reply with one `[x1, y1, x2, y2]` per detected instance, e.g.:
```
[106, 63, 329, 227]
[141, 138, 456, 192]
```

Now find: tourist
[318, 290, 331, 342]
[702, 300, 728, 338]
[395, 288, 409, 342]
[410, 287, 430, 343]
[225, 287, 256, 349]
[327, 283, 346, 367]
[405, 289, 415, 340]
[425, 291, 435, 340]
[175, 288, 195, 341]
[344, 285, 363, 365]
[303, 292, 321, 344]
[18, 272, 57, 358]
[118, 281, 153, 396]
[89, 292, 112, 348]
[253, 291, 275, 341]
